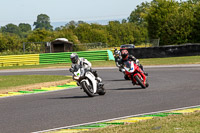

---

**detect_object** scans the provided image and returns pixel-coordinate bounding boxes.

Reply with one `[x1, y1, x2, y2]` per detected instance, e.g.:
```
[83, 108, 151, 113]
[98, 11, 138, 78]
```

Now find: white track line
[33, 104, 200, 133]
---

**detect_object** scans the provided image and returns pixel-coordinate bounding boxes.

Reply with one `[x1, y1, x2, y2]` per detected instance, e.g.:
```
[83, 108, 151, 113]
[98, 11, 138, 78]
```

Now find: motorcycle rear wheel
[81, 81, 95, 97]
[134, 75, 146, 89]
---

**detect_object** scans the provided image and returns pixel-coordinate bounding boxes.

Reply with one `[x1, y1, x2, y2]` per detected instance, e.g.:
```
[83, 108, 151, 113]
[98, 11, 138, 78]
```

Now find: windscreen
[124, 61, 132, 69]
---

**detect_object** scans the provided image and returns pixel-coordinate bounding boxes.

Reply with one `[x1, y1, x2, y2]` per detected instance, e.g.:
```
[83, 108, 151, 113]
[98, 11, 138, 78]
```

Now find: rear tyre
[81, 81, 95, 97]
[134, 75, 146, 89]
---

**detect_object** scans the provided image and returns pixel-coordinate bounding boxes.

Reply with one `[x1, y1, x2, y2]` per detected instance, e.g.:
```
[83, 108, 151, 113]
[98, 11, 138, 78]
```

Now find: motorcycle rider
[118, 50, 148, 76]
[113, 48, 123, 71]
[69, 53, 103, 86]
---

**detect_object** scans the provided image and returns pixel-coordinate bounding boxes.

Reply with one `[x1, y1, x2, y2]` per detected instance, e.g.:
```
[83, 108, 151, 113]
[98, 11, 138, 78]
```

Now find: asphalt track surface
[0, 65, 200, 133]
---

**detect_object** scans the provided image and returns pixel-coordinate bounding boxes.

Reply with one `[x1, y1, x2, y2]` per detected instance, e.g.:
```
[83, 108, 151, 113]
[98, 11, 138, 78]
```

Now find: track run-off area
[0, 64, 200, 133]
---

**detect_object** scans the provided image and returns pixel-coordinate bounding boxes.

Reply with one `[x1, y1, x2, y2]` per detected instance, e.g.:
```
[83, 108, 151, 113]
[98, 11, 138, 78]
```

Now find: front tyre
[124, 74, 130, 80]
[81, 81, 95, 97]
[134, 75, 146, 89]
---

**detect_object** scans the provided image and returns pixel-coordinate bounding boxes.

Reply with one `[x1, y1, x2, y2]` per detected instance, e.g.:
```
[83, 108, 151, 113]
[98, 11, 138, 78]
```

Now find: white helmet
[70, 53, 79, 63]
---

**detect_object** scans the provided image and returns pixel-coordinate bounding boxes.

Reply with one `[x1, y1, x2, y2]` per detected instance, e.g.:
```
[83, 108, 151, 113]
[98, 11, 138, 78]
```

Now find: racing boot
[144, 72, 148, 76]
[139, 64, 148, 76]
[96, 77, 102, 83]
[97, 82, 104, 93]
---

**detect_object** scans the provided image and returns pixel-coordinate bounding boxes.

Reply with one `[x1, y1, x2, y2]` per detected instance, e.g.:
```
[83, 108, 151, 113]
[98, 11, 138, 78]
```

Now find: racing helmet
[121, 50, 129, 60]
[114, 50, 121, 57]
[70, 53, 79, 64]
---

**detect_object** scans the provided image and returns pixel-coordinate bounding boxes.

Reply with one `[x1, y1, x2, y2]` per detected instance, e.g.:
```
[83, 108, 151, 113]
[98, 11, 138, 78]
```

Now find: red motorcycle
[124, 60, 149, 88]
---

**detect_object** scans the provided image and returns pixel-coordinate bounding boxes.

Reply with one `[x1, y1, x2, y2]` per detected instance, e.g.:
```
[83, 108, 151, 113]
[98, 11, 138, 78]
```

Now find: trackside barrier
[107, 50, 115, 60]
[0, 54, 39, 67]
[39, 52, 72, 64]
[0, 50, 114, 67]
[39, 50, 114, 64]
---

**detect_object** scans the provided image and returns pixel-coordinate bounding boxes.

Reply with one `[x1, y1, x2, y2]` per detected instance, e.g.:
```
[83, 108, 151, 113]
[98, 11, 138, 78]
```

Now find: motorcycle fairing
[81, 71, 97, 93]
[124, 61, 146, 86]
[73, 69, 81, 80]
[124, 61, 135, 73]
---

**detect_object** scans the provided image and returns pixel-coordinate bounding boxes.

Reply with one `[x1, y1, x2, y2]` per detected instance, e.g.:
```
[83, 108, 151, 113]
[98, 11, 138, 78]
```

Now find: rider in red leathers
[118, 50, 148, 76]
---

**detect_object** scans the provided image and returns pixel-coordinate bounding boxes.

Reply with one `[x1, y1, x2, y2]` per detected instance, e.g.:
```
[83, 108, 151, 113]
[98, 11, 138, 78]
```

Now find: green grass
[0, 63, 72, 70]
[140, 56, 200, 66]
[0, 75, 70, 90]
[85, 112, 200, 133]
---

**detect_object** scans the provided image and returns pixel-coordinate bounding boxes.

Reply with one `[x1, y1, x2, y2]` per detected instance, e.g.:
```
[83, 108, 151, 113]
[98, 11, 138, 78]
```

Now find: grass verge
[0, 75, 72, 93]
[84, 111, 200, 133]
[140, 55, 200, 66]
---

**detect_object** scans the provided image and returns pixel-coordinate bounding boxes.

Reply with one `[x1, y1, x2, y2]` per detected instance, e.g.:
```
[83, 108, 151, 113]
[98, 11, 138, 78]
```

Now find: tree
[191, 2, 200, 42]
[121, 19, 127, 24]
[1, 23, 21, 35]
[187, 0, 200, 4]
[144, 0, 188, 45]
[54, 28, 79, 44]
[33, 14, 53, 30]
[27, 29, 53, 42]
[65, 20, 77, 30]
[128, 2, 150, 25]
[0, 33, 8, 51]
[0, 33, 22, 52]
[74, 23, 108, 44]
[19, 23, 32, 32]
[77, 20, 86, 25]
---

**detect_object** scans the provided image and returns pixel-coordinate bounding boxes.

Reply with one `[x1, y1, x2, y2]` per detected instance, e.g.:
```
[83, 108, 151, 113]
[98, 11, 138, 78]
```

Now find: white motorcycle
[70, 64, 106, 97]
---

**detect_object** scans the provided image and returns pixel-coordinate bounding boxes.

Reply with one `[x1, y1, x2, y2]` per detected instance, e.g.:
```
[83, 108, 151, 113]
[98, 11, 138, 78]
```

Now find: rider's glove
[136, 59, 140, 65]
[129, 55, 136, 61]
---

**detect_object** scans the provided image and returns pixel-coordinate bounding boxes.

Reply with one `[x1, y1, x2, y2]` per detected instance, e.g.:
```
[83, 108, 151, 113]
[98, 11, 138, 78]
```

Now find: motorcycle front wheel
[134, 75, 146, 89]
[81, 80, 95, 97]
[124, 74, 130, 80]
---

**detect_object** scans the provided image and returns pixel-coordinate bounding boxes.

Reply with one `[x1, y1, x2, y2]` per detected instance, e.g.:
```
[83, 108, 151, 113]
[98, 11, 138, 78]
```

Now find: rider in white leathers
[69, 53, 102, 83]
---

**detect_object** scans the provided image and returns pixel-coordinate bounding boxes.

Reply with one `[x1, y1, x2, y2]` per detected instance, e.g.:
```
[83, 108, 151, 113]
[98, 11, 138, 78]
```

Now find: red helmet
[121, 50, 129, 60]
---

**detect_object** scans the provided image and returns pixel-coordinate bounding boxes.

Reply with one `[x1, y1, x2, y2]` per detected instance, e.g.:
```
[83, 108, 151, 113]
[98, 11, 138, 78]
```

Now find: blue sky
[0, 0, 152, 27]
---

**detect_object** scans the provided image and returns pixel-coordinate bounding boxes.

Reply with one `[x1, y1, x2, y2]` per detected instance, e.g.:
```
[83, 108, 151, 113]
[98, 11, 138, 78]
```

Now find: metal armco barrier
[0, 54, 39, 67]
[0, 50, 114, 67]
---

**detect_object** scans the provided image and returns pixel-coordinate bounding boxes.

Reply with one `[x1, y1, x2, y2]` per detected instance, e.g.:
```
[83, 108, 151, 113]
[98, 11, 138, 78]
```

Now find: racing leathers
[113, 50, 123, 71]
[118, 55, 145, 74]
[70, 57, 102, 83]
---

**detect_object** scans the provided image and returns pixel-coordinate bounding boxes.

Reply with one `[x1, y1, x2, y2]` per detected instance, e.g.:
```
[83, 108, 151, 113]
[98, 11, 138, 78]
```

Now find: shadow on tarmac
[108, 87, 144, 90]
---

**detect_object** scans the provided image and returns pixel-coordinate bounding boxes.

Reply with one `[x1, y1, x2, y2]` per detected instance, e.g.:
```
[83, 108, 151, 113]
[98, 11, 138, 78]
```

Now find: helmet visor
[71, 57, 78, 63]
[122, 54, 127, 59]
